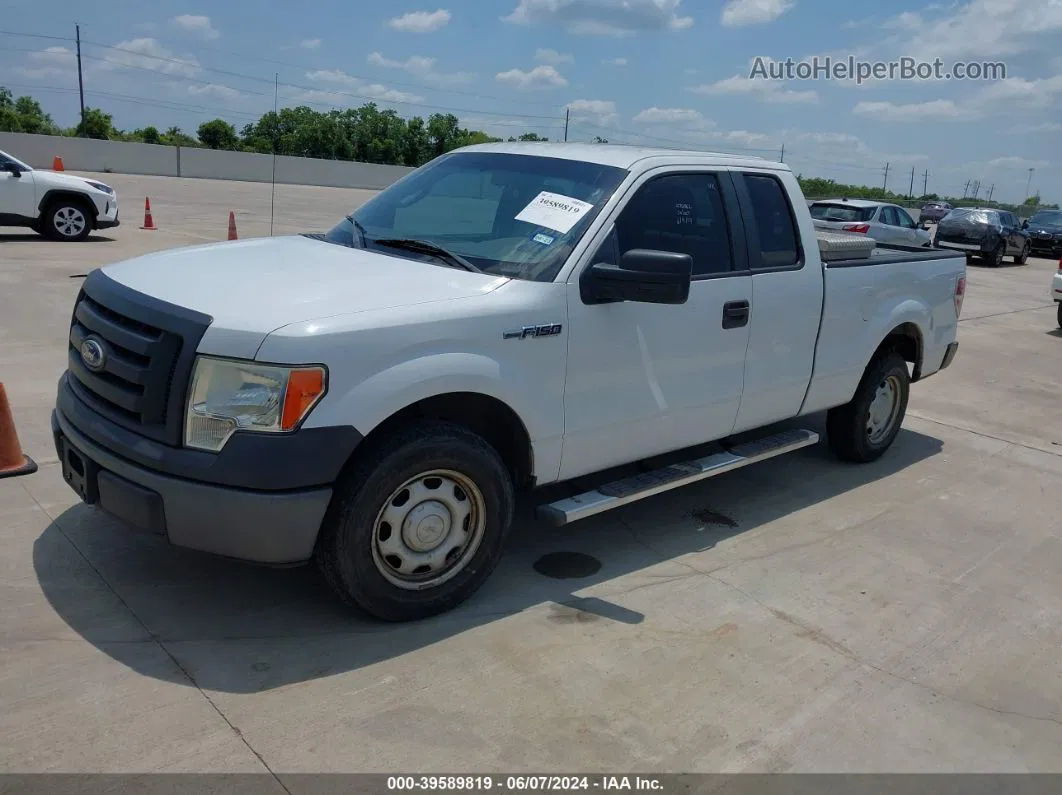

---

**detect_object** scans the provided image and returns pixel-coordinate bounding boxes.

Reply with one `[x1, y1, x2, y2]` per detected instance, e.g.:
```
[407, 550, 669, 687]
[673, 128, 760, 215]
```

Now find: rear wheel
[1014, 242, 1030, 265]
[827, 352, 910, 464]
[315, 421, 514, 622]
[1057, 302, 1062, 329]
[42, 199, 92, 241]
[983, 241, 1005, 267]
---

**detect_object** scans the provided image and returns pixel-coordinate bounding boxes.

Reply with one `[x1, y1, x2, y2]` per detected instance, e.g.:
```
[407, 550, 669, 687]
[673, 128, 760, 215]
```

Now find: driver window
[897, 208, 916, 228]
[393, 170, 502, 236]
[612, 173, 734, 276]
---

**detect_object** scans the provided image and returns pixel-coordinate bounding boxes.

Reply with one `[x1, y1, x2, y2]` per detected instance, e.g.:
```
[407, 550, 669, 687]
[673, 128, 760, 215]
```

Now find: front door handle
[722, 300, 750, 329]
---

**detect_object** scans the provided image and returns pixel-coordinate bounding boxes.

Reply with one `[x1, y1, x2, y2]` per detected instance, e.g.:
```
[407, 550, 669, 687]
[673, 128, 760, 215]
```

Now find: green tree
[1023, 195, 1041, 206]
[140, 126, 161, 145]
[161, 126, 198, 147]
[197, 118, 239, 149]
[76, 107, 114, 139]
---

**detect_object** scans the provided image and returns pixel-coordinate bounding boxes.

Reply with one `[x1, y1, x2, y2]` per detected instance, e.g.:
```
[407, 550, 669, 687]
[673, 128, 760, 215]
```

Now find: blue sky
[3, 0, 1060, 203]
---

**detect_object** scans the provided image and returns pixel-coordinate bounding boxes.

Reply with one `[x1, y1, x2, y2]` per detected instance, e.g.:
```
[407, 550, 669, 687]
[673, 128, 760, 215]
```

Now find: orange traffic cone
[52, 155, 64, 171]
[140, 197, 157, 230]
[227, 211, 238, 240]
[0, 383, 37, 480]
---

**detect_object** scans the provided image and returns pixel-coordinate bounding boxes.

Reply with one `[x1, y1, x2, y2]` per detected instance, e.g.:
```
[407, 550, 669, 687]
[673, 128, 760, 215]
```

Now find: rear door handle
[722, 300, 750, 329]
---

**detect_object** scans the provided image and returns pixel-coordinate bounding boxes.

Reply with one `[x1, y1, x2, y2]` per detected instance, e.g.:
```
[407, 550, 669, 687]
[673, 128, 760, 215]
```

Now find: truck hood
[102, 235, 510, 358]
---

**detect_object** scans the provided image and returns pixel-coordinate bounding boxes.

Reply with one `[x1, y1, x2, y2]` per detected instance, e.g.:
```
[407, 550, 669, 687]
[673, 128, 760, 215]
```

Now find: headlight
[184, 357, 326, 452]
[84, 181, 114, 194]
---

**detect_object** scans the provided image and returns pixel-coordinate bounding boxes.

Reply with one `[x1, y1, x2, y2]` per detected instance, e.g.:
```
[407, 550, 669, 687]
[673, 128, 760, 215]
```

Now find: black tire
[315, 420, 515, 622]
[1057, 302, 1062, 330]
[826, 352, 911, 464]
[983, 240, 1005, 267]
[42, 198, 93, 242]
[1014, 242, 1030, 265]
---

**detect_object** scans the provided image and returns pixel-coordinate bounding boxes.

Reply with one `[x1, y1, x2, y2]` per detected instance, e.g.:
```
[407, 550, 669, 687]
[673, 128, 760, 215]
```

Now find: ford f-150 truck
[53, 143, 966, 621]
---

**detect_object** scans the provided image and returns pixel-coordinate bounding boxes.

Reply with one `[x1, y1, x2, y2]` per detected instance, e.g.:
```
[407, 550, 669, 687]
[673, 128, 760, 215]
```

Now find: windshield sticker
[515, 191, 595, 234]
[533, 232, 555, 245]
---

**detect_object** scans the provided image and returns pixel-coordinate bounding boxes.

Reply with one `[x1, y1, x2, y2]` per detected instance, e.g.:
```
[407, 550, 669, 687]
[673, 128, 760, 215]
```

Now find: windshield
[319, 151, 628, 282]
[942, 208, 998, 226]
[0, 149, 32, 171]
[809, 203, 876, 223]
[1029, 211, 1062, 227]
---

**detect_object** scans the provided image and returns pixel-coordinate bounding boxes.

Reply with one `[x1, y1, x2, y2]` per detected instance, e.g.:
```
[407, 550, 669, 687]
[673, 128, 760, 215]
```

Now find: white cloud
[721, 0, 794, 26]
[187, 83, 243, 100]
[633, 106, 706, 124]
[495, 64, 568, 89]
[535, 48, 574, 64]
[170, 15, 220, 41]
[987, 156, 1050, 169]
[299, 38, 321, 49]
[388, 9, 452, 32]
[304, 69, 424, 103]
[905, 0, 1062, 61]
[100, 38, 202, 78]
[503, 0, 692, 36]
[566, 98, 619, 124]
[604, 57, 628, 66]
[367, 52, 476, 85]
[882, 11, 922, 30]
[973, 75, 1062, 109]
[852, 99, 976, 122]
[16, 46, 77, 79]
[691, 73, 818, 104]
[1014, 122, 1062, 134]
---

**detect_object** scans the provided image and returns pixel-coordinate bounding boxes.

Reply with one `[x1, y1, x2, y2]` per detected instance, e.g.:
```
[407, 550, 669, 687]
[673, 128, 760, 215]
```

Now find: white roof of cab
[452, 141, 788, 173]
[811, 198, 891, 209]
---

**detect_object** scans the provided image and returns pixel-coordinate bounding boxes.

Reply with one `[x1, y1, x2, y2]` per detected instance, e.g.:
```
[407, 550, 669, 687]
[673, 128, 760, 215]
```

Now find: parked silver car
[809, 199, 932, 247]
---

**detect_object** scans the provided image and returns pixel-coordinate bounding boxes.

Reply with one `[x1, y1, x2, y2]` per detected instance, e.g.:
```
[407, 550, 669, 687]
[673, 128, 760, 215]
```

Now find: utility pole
[563, 108, 569, 142]
[1025, 167, 1035, 201]
[971, 179, 981, 200]
[986, 184, 995, 202]
[908, 166, 915, 199]
[75, 24, 85, 134]
[882, 161, 889, 191]
[962, 179, 970, 198]
[922, 169, 929, 197]
[779, 143, 785, 162]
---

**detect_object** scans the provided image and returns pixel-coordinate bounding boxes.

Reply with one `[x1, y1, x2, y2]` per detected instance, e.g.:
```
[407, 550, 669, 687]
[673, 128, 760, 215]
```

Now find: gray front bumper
[53, 409, 331, 565]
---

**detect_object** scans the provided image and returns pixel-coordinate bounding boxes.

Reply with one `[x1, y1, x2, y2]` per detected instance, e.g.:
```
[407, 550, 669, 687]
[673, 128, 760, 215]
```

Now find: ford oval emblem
[80, 338, 106, 372]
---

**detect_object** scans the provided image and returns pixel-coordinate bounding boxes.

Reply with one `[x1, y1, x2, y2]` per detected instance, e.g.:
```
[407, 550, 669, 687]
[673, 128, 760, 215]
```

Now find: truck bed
[826, 242, 964, 268]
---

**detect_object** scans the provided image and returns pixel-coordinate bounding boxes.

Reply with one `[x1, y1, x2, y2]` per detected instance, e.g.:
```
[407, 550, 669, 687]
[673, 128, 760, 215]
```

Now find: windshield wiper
[373, 238, 482, 272]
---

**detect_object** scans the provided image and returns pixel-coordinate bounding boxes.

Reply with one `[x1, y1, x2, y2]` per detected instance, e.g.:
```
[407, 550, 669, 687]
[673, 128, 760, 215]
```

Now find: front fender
[303, 351, 565, 483]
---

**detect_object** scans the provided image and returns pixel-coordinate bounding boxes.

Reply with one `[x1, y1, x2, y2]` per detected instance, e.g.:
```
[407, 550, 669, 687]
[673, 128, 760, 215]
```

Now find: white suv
[0, 148, 119, 241]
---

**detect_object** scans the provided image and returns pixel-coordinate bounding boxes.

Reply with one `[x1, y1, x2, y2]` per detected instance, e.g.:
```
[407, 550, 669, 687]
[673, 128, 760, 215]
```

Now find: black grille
[65, 270, 211, 446]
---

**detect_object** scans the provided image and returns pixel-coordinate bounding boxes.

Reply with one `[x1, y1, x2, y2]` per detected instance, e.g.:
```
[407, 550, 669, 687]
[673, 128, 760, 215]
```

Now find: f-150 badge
[503, 324, 563, 340]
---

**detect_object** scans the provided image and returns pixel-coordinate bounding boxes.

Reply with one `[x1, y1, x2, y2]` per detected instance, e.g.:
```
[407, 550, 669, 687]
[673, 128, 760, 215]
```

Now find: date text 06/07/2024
[386, 776, 665, 791]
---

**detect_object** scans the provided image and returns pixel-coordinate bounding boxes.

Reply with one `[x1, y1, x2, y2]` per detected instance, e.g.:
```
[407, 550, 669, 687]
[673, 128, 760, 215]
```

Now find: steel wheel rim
[993, 244, 1004, 266]
[866, 374, 903, 445]
[1020, 243, 1029, 263]
[371, 469, 487, 591]
[54, 206, 86, 237]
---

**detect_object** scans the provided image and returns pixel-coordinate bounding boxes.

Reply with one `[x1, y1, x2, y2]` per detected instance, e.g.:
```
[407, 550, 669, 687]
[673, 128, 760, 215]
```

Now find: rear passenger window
[742, 174, 800, 268]
[614, 173, 734, 276]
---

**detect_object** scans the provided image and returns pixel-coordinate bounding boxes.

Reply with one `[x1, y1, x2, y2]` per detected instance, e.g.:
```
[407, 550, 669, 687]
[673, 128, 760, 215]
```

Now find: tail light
[954, 275, 966, 318]
[842, 223, 870, 234]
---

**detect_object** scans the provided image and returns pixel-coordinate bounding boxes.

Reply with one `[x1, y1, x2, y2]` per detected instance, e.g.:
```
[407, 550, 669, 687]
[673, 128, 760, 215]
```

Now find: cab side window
[895, 208, 916, 229]
[612, 173, 734, 276]
[742, 174, 800, 269]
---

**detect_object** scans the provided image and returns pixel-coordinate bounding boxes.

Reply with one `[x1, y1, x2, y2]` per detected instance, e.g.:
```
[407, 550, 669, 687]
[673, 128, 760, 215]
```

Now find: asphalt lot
[2, 172, 1062, 776]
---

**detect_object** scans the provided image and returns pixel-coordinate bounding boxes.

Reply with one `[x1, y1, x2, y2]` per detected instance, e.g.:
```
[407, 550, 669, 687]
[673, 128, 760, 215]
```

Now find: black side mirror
[582, 249, 692, 305]
[2, 162, 22, 177]
[1021, 220, 1029, 229]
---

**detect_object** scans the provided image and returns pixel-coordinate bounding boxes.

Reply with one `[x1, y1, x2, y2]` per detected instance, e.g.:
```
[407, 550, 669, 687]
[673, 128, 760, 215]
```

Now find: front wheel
[315, 421, 514, 622]
[42, 199, 92, 241]
[1057, 302, 1061, 330]
[1014, 242, 1030, 265]
[827, 352, 911, 463]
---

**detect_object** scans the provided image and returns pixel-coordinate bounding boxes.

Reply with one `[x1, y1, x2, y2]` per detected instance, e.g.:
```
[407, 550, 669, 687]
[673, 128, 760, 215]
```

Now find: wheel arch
[873, 321, 924, 381]
[38, 189, 99, 221]
[343, 392, 535, 491]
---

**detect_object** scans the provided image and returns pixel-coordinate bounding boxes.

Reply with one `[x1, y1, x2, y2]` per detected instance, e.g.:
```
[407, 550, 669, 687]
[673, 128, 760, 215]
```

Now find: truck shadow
[34, 414, 943, 694]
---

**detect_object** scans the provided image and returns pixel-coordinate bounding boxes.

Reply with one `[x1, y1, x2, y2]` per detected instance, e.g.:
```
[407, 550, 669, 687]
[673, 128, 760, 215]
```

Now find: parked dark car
[1022, 210, 1062, 259]
[934, 207, 1030, 266]
[918, 201, 953, 226]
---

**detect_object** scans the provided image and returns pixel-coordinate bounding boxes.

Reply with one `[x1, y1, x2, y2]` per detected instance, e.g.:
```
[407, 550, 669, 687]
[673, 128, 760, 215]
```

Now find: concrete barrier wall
[0, 132, 414, 190]
[0, 131, 179, 176]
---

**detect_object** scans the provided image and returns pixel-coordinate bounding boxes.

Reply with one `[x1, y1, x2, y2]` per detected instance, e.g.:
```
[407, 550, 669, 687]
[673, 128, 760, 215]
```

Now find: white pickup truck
[53, 143, 966, 621]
